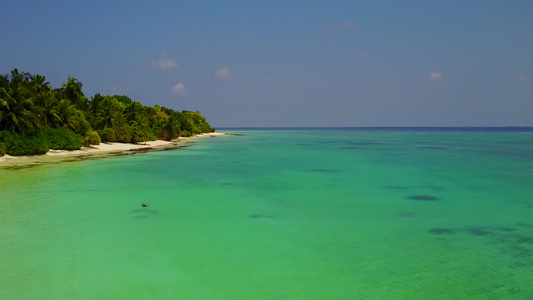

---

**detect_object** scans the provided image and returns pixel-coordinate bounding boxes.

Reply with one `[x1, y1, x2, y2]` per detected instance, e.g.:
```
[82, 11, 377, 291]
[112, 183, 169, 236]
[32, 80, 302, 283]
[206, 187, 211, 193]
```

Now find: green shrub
[0, 142, 6, 156]
[198, 122, 212, 133]
[97, 128, 116, 142]
[180, 130, 192, 137]
[116, 125, 132, 143]
[41, 127, 83, 150]
[131, 126, 155, 144]
[0, 131, 49, 156]
[84, 131, 101, 146]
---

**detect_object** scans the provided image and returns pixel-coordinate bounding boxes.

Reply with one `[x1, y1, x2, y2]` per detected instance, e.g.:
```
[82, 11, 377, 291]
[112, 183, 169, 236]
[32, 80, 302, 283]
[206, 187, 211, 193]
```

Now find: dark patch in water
[3, 164, 40, 170]
[429, 228, 455, 234]
[512, 200, 532, 209]
[133, 215, 149, 219]
[510, 234, 533, 245]
[495, 226, 517, 232]
[348, 141, 384, 146]
[515, 222, 533, 228]
[130, 147, 154, 152]
[338, 146, 360, 150]
[464, 227, 493, 236]
[406, 195, 441, 201]
[110, 151, 128, 156]
[133, 209, 158, 214]
[318, 140, 344, 144]
[419, 146, 449, 150]
[250, 214, 276, 220]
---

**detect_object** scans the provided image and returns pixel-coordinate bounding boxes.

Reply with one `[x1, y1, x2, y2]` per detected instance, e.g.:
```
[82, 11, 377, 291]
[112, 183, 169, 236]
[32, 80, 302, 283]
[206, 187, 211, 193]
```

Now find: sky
[1, 0, 532, 127]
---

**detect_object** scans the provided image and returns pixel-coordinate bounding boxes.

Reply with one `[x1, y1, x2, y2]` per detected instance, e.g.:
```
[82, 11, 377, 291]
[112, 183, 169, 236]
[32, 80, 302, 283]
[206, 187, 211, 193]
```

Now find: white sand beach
[0, 132, 225, 167]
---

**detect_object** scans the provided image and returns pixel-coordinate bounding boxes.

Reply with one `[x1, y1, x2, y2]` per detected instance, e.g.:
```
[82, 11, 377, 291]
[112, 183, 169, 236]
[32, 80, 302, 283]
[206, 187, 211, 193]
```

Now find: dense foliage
[0, 131, 49, 156]
[0, 69, 214, 156]
[41, 126, 83, 150]
[0, 142, 6, 156]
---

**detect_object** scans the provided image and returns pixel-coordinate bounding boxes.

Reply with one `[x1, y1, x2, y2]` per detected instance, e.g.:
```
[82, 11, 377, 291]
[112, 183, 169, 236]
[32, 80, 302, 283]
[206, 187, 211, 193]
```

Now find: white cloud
[215, 68, 232, 80]
[152, 55, 179, 70]
[429, 72, 442, 81]
[518, 75, 527, 81]
[172, 83, 186, 96]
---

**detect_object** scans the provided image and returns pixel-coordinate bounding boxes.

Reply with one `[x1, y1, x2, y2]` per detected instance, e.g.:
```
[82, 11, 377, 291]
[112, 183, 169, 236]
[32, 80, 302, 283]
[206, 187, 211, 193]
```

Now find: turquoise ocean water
[1, 128, 532, 299]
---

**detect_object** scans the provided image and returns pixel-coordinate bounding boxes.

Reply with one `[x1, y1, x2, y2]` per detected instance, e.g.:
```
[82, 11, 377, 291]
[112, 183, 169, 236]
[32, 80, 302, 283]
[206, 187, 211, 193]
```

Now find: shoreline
[0, 132, 226, 169]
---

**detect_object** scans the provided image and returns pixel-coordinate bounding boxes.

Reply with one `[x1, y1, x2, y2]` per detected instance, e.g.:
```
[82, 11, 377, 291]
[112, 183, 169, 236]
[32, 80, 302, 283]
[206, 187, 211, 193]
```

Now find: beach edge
[0, 132, 226, 168]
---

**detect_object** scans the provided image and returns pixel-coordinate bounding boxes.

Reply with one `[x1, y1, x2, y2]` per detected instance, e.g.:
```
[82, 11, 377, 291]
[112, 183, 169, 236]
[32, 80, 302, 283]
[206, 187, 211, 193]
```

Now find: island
[0, 68, 216, 159]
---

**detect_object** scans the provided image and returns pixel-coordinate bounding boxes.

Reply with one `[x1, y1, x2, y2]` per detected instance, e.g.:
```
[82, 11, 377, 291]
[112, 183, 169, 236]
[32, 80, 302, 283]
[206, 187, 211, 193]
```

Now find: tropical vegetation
[0, 69, 214, 156]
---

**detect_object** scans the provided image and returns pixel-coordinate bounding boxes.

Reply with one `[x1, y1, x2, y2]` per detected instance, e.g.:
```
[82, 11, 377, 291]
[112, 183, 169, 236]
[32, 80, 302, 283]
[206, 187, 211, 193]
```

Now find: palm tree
[34, 91, 60, 127]
[0, 74, 9, 89]
[29, 74, 51, 94]
[94, 98, 121, 131]
[61, 76, 88, 110]
[56, 99, 79, 130]
[130, 115, 152, 143]
[9, 69, 31, 88]
[0, 86, 40, 134]
[124, 101, 144, 124]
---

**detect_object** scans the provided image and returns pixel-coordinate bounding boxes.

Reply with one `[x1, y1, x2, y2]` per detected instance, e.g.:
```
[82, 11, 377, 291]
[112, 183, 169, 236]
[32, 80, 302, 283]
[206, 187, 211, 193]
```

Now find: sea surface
[1, 128, 532, 299]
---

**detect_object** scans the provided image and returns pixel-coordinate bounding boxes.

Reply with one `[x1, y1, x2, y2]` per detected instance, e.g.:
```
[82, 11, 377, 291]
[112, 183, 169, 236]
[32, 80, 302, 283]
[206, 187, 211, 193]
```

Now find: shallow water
[1, 129, 532, 299]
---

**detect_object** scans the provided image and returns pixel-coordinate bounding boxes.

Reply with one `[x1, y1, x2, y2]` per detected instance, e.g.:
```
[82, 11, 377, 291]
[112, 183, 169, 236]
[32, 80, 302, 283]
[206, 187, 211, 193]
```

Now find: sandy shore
[0, 132, 225, 168]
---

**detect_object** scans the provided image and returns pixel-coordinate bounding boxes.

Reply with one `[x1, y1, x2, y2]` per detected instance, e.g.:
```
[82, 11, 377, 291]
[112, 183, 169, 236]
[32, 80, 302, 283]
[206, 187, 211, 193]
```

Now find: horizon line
[217, 126, 532, 128]
[216, 126, 533, 132]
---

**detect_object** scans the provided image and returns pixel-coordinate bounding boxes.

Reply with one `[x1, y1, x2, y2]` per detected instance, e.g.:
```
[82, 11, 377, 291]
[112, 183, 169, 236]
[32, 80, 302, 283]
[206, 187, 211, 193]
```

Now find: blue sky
[1, 0, 532, 127]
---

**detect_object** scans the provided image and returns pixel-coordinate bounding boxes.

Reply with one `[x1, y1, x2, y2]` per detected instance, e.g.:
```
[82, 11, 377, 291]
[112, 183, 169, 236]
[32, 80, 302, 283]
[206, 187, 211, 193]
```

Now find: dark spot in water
[318, 140, 344, 144]
[250, 214, 276, 220]
[406, 195, 441, 201]
[133, 209, 158, 214]
[71, 156, 97, 161]
[348, 142, 384, 146]
[130, 147, 155, 152]
[419, 146, 449, 150]
[515, 223, 533, 228]
[465, 227, 492, 236]
[338, 146, 360, 150]
[4, 164, 41, 170]
[398, 212, 416, 217]
[510, 234, 533, 245]
[429, 228, 455, 234]
[495, 226, 517, 232]
[110, 151, 128, 156]
[512, 200, 532, 209]
[133, 215, 149, 219]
